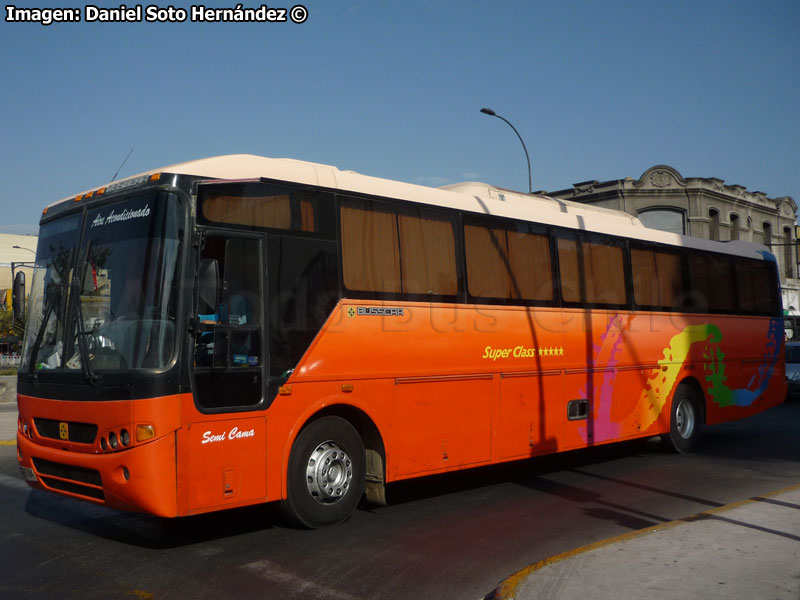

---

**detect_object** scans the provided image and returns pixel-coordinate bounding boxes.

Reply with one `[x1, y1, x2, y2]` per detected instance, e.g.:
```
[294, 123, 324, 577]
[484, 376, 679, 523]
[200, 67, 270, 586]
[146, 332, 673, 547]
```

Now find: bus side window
[193, 235, 264, 410]
[558, 234, 626, 306]
[220, 238, 260, 326]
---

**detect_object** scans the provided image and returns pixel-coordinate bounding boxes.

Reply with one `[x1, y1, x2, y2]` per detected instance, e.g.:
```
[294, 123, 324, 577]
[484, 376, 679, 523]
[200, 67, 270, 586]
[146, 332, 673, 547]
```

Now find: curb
[490, 481, 800, 600]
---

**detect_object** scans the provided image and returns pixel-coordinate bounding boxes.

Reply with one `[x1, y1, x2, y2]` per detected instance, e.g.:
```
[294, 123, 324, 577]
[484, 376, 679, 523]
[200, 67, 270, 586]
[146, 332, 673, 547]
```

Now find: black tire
[281, 416, 365, 528]
[661, 383, 702, 453]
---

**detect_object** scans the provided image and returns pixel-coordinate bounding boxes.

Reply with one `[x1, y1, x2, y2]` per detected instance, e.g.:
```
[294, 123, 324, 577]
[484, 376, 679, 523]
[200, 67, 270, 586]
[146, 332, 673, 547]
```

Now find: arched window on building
[637, 208, 685, 235]
[730, 214, 740, 241]
[784, 226, 794, 279]
[709, 209, 720, 241]
[763, 222, 772, 248]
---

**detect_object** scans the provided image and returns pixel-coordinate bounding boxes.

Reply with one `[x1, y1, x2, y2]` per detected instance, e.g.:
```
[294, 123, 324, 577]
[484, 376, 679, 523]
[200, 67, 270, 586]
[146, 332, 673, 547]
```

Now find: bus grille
[34, 418, 98, 444]
[32, 458, 104, 501]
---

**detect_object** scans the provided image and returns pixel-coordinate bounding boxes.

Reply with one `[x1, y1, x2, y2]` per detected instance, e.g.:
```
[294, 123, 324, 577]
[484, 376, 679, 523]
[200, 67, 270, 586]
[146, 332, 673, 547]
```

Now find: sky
[1, 0, 798, 234]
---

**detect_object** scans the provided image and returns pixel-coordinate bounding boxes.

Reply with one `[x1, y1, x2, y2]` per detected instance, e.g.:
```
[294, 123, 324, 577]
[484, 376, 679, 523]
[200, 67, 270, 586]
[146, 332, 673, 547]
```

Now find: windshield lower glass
[22, 192, 184, 375]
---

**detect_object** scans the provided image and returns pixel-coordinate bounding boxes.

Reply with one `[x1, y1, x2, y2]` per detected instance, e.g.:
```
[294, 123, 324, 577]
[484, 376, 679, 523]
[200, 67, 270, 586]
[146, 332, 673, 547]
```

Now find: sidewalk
[492, 484, 800, 600]
[0, 375, 17, 403]
[0, 402, 17, 444]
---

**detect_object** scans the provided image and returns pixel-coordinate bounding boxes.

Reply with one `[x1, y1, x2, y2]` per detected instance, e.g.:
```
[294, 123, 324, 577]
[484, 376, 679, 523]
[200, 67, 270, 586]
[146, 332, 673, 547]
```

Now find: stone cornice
[549, 164, 796, 215]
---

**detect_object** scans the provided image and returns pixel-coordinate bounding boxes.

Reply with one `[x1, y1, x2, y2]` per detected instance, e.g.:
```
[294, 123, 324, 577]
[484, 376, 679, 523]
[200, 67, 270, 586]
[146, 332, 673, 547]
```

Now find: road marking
[0, 440, 16, 446]
[491, 481, 800, 600]
[243, 560, 364, 600]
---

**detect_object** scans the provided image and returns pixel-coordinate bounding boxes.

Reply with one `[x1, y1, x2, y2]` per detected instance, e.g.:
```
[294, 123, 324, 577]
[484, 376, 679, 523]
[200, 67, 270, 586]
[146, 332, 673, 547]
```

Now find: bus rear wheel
[661, 383, 702, 453]
[282, 416, 365, 528]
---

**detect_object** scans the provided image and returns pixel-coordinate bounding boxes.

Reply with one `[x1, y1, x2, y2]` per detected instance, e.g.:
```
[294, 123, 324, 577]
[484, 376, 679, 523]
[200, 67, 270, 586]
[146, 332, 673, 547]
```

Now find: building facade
[548, 165, 799, 314]
[0, 233, 38, 307]
[0, 234, 38, 354]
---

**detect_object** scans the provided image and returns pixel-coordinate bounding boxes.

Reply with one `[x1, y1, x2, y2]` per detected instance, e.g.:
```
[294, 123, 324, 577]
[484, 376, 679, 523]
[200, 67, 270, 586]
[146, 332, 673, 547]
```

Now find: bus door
[187, 231, 268, 512]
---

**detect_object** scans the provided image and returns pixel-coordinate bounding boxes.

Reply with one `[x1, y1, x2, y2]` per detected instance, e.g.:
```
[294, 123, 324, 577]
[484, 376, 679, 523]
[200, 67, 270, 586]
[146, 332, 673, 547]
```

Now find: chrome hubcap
[305, 441, 353, 504]
[675, 398, 696, 439]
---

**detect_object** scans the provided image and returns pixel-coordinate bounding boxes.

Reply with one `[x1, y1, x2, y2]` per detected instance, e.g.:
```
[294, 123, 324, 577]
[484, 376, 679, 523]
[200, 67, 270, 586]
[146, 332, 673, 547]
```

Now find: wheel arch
[289, 403, 387, 506]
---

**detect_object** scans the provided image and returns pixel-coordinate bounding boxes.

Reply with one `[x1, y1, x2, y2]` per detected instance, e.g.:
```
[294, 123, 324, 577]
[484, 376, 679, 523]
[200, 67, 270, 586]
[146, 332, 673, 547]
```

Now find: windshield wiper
[26, 285, 60, 381]
[70, 281, 99, 383]
[70, 240, 100, 383]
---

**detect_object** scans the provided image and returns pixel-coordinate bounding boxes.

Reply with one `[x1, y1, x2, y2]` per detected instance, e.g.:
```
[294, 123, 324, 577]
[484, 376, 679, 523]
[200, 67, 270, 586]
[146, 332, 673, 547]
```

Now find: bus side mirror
[12, 271, 25, 324]
[198, 259, 219, 315]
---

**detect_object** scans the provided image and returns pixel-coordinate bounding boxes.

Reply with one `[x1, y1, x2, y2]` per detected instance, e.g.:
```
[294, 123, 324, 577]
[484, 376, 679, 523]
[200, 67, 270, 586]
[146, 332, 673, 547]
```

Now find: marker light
[135, 424, 156, 443]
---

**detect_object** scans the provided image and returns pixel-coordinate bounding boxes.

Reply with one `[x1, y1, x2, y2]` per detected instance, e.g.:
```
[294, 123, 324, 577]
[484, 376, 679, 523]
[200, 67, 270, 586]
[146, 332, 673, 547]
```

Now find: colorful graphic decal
[630, 323, 721, 435]
[704, 317, 782, 407]
[579, 315, 782, 443]
[578, 314, 629, 443]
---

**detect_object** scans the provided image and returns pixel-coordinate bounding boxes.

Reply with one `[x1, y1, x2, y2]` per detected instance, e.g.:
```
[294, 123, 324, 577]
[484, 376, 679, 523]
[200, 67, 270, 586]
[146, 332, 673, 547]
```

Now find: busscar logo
[348, 306, 405, 317]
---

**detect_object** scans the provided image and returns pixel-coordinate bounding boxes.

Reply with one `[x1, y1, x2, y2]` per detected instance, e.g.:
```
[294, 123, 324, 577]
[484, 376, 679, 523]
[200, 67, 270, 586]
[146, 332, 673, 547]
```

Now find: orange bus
[14, 154, 785, 527]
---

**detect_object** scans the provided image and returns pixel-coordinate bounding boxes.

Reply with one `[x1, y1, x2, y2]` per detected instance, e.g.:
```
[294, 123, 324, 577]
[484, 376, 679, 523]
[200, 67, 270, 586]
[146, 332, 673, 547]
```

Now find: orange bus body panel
[278, 301, 784, 483]
[175, 394, 268, 515]
[16, 299, 784, 517]
[17, 394, 183, 516]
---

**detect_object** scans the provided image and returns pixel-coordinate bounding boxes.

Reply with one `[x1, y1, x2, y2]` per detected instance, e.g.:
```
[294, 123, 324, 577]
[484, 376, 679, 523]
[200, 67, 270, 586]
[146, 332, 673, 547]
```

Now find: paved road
[0, 400, 798, 599]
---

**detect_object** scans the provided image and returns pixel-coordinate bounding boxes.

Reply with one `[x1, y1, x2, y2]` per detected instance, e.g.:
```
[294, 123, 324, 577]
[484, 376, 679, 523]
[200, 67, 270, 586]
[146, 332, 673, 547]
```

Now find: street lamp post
[12, 245, 35, 255]
[10, 246, 36, 289]
[480, 107, 533, 195]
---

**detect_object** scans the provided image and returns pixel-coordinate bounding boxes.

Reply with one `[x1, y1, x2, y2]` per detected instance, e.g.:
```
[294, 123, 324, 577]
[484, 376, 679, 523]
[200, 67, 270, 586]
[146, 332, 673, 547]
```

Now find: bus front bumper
[16, 430, 178, 517]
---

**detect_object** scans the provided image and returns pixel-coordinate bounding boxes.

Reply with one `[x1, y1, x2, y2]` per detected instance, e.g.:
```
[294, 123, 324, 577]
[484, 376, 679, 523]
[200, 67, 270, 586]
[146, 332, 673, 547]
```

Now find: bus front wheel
[282, 416, 366, 528]
[661, 383, 702, 453]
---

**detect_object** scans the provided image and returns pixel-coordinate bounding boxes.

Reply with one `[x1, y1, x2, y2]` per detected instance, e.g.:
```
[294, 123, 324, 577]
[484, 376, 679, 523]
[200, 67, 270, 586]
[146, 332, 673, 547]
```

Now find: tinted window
[267, 236, 339, 381]
[340, 197, 458, 296]
[198, 182, 332, 235]
[786, 345, 800, 363]
[464, 220, 553, 301]
[736, 258, 777, 315]
[558, 235, 626, 305]
[688, 252, 735, 312]
[194, 235, 263, 409]
[630, 247, 685, 309]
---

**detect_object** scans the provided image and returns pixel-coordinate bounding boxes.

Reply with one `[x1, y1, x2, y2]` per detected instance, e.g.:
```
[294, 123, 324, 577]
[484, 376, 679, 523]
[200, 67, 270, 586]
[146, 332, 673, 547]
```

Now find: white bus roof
[57, 154, 772, 261]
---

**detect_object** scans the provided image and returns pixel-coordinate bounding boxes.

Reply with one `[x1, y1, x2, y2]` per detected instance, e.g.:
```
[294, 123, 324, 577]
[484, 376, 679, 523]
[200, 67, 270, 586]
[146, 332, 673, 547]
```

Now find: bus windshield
[21, 192, 184, 375]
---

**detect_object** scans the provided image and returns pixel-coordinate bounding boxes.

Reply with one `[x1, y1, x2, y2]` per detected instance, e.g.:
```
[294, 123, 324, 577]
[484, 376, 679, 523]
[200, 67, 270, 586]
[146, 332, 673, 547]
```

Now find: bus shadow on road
[382, 437, 656, 508]
[23, 489, 292, 549]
